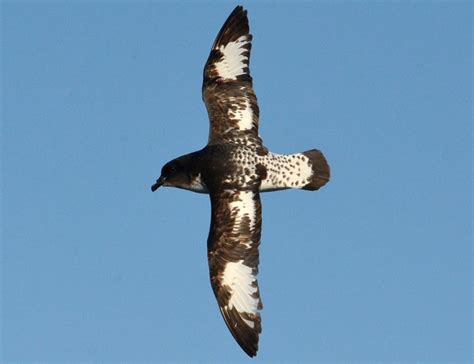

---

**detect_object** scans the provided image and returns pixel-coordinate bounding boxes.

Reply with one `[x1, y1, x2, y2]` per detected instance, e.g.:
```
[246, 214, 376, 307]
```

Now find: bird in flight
[151, 5, 330, 357]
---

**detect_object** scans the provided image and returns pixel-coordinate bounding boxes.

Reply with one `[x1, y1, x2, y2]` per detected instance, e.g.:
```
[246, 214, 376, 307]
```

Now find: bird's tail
[301, 149, 330, 190]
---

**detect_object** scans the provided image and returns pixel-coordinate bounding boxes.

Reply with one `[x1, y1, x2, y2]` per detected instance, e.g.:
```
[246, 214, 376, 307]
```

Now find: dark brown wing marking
[203, 6, 261, 146]
[207, 189, 263, 357]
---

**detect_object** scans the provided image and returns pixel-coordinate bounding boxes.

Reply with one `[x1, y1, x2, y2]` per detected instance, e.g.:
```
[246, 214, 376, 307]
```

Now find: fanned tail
[302, 149, 330, 190]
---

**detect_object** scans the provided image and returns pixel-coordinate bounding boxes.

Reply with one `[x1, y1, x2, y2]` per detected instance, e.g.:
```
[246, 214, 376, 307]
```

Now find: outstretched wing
[207, 189, 263, 357]
[202, 6, 261, 146]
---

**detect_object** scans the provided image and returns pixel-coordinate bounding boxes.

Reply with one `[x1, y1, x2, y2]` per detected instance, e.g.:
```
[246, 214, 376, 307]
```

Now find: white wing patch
[222, 260, 259, 328]
[220, 190, 259, 328]
[227, 98, 254, 131]
[259, 152, 313, 191]
[228, 190, 256, 248]
[214, 35, 249, 80]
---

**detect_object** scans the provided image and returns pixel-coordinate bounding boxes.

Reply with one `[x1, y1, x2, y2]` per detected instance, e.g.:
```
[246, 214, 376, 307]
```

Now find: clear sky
[1, 1, 472, 363]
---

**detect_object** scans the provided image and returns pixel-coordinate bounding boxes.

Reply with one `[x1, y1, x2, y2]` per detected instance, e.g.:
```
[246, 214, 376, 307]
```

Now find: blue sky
[1, 1, 472, 363]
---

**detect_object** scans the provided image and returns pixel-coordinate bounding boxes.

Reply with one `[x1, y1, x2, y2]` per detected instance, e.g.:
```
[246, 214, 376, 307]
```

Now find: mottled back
[150, 5, 331, 358]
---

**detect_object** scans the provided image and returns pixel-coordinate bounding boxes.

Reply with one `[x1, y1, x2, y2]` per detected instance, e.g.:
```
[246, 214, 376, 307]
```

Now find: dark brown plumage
[202, 6, 262, 147]
[207, 190, 263, 357]
[151, 5, 330, 357]
[302, 149, 331, 190]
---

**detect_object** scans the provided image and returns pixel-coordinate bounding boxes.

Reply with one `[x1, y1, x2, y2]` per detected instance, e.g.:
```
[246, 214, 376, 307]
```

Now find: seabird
[151, 6, 330, 357]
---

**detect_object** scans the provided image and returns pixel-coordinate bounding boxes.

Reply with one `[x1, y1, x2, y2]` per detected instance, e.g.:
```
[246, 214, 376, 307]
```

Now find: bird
[151, 5, 330, 357]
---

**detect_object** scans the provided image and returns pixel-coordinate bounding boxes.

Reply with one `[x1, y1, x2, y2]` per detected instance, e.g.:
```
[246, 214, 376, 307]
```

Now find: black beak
[151, 176, 165, 192]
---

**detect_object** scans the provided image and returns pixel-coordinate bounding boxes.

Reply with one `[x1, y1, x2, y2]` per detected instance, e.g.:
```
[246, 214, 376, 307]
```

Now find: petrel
[151, 6, 330, 357]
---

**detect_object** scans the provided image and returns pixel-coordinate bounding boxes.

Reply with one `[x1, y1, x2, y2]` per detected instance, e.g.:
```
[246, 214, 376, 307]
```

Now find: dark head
[151, 158, 187, 192]
[151, 153, 205, 193]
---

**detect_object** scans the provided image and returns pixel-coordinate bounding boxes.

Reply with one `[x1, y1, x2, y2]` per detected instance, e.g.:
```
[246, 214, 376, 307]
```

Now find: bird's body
[151, 6, 330, 357]
[156, 145, 328, 193]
